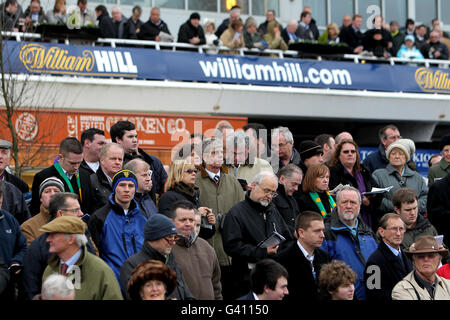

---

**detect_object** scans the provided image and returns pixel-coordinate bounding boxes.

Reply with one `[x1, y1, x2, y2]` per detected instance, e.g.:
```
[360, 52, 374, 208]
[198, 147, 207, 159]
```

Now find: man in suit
[364, 213, 413, 300]
[237, 259, 289, 300]
[275, 211, 331, 301]
[339, 14, 364, 54]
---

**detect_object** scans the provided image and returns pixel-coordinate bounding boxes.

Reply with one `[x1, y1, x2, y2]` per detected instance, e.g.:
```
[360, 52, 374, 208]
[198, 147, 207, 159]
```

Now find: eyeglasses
[342, 150, 356, 154]
[387, 135, 402, 140]
[184, 169, 197, 174]
[258, 185, 278, 197]
[385, 227, 406, 233]
[60, 207, 82, 214]
[415, 252, 439, 260]
[163, 235, 180, 244]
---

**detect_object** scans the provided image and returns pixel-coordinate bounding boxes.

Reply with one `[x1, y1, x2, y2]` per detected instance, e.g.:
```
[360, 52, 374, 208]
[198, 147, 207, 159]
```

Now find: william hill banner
[3, 40, 449, 94]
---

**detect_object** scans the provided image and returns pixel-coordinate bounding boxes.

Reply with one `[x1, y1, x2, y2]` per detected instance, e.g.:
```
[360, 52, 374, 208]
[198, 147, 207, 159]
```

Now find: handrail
[343, 54, 450, 68]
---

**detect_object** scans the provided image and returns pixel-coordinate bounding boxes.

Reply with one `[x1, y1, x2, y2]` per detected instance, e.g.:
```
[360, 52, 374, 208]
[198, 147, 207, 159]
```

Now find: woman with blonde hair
[318, 22, 340, 44]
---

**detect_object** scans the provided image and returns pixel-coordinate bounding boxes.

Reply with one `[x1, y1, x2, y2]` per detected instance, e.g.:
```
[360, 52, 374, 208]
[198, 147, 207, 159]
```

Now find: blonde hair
[164, 159, 196, 192]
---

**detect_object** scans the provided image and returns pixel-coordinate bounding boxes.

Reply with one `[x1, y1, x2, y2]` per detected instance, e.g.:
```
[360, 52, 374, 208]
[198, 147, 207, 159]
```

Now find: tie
[214, 175, 220, 185]
[61, 263, 68, 276]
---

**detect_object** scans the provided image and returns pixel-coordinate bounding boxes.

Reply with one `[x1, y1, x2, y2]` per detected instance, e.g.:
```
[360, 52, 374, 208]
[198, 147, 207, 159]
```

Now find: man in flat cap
[20, 177, 64, 245]
[41, 215, 123, 300]
[0, 139, 29, 193]
[88, 169, 147, 283]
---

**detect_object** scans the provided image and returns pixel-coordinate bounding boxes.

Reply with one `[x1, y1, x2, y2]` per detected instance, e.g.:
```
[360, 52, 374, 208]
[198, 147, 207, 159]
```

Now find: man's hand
[267, 244, 279, 255]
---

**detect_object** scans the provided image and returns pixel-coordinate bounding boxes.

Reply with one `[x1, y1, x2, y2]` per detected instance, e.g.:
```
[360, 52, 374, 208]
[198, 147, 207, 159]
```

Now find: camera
[201, 215, 213, 229]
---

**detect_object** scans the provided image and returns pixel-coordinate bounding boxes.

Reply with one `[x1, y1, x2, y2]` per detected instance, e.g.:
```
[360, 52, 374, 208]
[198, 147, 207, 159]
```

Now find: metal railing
[343, 54, 450, 68]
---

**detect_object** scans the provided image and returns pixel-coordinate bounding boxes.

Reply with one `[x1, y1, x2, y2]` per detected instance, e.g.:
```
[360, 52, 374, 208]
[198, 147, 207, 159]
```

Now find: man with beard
[321, 185, 378, 300]
[222, 171, 293, 299]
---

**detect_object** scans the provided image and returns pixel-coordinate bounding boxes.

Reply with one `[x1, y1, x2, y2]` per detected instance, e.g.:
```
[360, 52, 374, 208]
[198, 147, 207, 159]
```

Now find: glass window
[357, 0, 381, 30]
[440, 0, 450, 25]
[251, 0, 279, 17]
[383, 0, 407, 26]
[415, 0, 437, 25]
[220, 0, 249, 14]
[155, 0, 185, 9]
[189, 0, 217, 12]
[121, 0, 149, 7]
[330, 0, 354, 26]
[303, 0, 327, 27]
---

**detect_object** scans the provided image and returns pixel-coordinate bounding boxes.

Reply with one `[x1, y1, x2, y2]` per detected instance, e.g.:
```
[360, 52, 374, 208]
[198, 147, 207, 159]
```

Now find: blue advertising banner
[3, 40, 450, 94]
[359, 147, 440, 178]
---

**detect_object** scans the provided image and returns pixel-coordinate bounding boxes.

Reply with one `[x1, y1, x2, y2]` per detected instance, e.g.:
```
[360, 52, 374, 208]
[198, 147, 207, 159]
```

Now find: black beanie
[440, 134, 450, 151]
[299, 140, 323, 161]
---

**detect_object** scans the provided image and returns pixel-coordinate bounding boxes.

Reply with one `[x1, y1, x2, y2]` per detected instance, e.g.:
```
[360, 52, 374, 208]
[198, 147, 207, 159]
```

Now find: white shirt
[297, 240, 314, 264]
[86, 161, 99, 173]
[205, 168, 221, 182]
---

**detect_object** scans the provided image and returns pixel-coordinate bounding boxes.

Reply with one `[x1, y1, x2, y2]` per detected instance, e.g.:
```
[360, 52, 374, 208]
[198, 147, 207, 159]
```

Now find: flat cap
[39, 216, 86, 234]
[0, 139, 12, 149]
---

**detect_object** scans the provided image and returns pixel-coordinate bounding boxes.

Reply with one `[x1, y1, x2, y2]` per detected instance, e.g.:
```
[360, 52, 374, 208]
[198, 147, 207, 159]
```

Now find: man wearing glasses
[120, 213, 195, 300]
[363, 124, 401, 173]
[222, 171, 293, 299]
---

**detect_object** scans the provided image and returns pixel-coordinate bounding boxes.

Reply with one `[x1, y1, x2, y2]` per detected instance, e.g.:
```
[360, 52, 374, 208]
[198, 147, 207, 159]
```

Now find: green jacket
[195, 165, 245, 266]
[427, 158, 450, 186]
[42, 246, 123, 300]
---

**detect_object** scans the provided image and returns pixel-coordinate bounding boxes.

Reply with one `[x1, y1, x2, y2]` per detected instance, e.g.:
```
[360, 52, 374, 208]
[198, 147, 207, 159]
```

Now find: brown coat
[20, 205, 50, 246]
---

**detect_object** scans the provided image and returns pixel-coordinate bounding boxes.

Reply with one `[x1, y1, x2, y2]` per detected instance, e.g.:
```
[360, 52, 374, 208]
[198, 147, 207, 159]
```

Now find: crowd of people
[1, 1, 449, 61]
[1, 120, 450, 301]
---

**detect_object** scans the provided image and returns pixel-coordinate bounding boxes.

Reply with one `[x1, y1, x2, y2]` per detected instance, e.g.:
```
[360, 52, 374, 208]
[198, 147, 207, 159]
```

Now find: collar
[253, 292, 260, 300]
[384, 241, 401, 256]
[413, 270, 437, 291]
[61, 248, 83, 273]
[299, 21, 308, 29]
[439, 158, 450, 170]
[205, 167, 221, 181]
[102, 169, 113, 185]
[297, 241, 314, 263]
[352, 25, 360, 33]
[339, 218, 359, 237]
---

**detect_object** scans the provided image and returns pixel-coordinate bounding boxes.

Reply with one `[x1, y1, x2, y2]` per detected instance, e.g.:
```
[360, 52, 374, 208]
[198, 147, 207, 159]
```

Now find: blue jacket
[0, 209, 27, 266]
[363, 144, 388, 174]
[134, 192, 159, 219]
[88, 194, 147, 283]
[321, 212, 378, 300]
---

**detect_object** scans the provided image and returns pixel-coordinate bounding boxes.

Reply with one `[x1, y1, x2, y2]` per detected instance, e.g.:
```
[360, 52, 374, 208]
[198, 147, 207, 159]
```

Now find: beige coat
[392, 270, 450, 300]
[227, 157, 273, 186]
[220, 26, 245, 50]
[20, 205, 51, 246]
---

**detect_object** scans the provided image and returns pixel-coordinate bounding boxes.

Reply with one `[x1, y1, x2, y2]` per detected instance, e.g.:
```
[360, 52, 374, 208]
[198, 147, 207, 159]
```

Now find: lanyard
[309, 191, 336, 217]
[54, 160, 82, 202]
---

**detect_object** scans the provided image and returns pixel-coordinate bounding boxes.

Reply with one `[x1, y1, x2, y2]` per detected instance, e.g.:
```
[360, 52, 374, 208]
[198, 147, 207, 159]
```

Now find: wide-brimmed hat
[405, 235, 448, 258]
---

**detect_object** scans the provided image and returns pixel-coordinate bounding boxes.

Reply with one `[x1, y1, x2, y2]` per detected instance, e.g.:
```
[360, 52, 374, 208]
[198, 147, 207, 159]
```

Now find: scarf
[53, 156, 82, 202]
[309, 191, 336, 217]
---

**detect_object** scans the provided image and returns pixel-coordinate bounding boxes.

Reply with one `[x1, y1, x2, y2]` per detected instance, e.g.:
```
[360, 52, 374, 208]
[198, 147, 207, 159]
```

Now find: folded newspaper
[257, 231, 286, 248]
[363, 186, 394, 195]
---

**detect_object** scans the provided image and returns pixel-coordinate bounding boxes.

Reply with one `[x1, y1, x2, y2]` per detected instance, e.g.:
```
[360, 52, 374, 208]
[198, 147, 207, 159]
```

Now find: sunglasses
[184, 169, 197, 174]
[342, 150, 356, 154]
[415, 252, 439, 260]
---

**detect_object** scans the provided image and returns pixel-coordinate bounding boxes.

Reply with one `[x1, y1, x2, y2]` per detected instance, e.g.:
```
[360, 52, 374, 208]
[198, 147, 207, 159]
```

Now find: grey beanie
[39, 177, 64, 198]
[386, 141, 410, 162]
[144, 214, 177, 241]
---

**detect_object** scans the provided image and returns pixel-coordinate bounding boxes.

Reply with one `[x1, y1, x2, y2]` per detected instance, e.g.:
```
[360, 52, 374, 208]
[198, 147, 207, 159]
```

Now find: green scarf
[309, 191, 336, 217]
[54, 160, 82, 202]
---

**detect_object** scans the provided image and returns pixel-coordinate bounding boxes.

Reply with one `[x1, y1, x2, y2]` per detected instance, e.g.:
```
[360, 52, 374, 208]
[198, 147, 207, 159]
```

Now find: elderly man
[215, 5, 241, 38]
[281, 19, 300, 44]
[170, 200, 222, 300]
[222, 171, 293, 299]
[257, 9, 281, 36]
[392, 236, 450, 300]
[275, 211, 331, 301]
[428, 134, 450, 186]
[321, 185, 378, 300]
[21, 177, 64, 245]
[41, 216, 123, 300]
[423, 30, 449, 60]
[111, 6, 128, 38]
[271, 126, 301, 174]
[363, 124, 401, 173]
[138, 7, 171, 41]
[364, 213, 413, 300]
[120, 213, 195, 300]
[0, 139, 29, 193]
[272, 164, 302, 233]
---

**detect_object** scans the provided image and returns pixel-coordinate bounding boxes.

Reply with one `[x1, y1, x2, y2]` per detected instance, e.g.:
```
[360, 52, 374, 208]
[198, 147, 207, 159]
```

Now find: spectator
[88, 169, 147, 283]
[111, 6, 128, 39]
[87, 143, 124, 213]
[127, 259, 177, 300]
[272, 164, 302, 233]
[363, 28, 391, 58]
[0, 180, 27, 300]
[275, 211, 331, 301]
[243, 16, 265, 49]
[214, 122, 234, 161]
[110, 120, 167, 197]
[243, 123, 270, 159]
[302, 5, 319, 40]
[40, 274, 75, 300]
[364, 213, 413, 300]
[297, 10, 314, 41]
[0, 0, 21, 31]
[95, 5, 115, 38]
[437, 261, 450, 280]
[79, 128, 106, 176]
[393, 188, 437, 251]
[392, 236, 450, 300]
[222, 171, 294, 299]
[320, 185, 378, 300]
[237, 259, 289, 300]
[173, 143, 202, 171]
[41, 216, 123, 300]
[169, 200, 222, 300]
[341, 14, 352, 30]
[0, 139, 29, 194]
[428, 154, 443, 169]
[215, 5, 240, 38]
[22, 0, 48, 32]
[389, 20, 405, 56]
[126, 5, 143, 39]
[263, 21, 288, 50]
[335, 131, 353, 145]
[318, 22, 340, 44]
[427, 172, 450, 247]
[372, 141, 428, 215]
[20, 177, 64, 245]
[271, 126, 301, 174]
[220, 19, 245, 51]
[46, 0, 66, 24]
[195, 137, 244, 300]
[281, 19, 300, 45]
[328, 139, 381, 230]
[339, 14, 364, 54]
[21, 192, 97, 300]
[319, 260, 357, 300]
[177, 12, 205, 45]
[120, 213, 195, 300]
[314, 134, 336, 165]
[257, 9, 280, 37]
[363, 124, 401, 173]
[204, 19, 220, 51]
[414, 24, 428, 53]
[297, 140, 324, 175]
[423, 30, 449, 60]
[77, 0, 96, 26]
[123, 158, 158, 219]
[400, 18, 415, 36]
[396, 34, 424, 60]
[296, 164, 335, 217]
[431, 19, 449, 38]
[138, 7, 172, 42]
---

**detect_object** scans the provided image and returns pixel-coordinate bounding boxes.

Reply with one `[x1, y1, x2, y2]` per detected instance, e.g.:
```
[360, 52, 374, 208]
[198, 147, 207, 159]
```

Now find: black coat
[1, 180, 30, 225]
[364, 241, 413, 300]
[3, 170, 29, 193]
[138, 19, 171, 41]
[177, 20, 206, 45]
[272, 184, 299, 234]
[427, 173, 450, 247]
[275, 241, 331, 301]
[119, 241, 195, 300]
[339, 25, 364, 51]
[97, 12, 116, 38]
[88, 168, 112, 214]
[126, 17, 143, 39]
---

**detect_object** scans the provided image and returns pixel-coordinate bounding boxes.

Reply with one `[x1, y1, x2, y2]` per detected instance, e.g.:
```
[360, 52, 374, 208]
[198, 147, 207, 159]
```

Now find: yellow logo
[124, 171, 129, 178]
[415, 67, 450, 93]
[19, 43, 94, 74]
